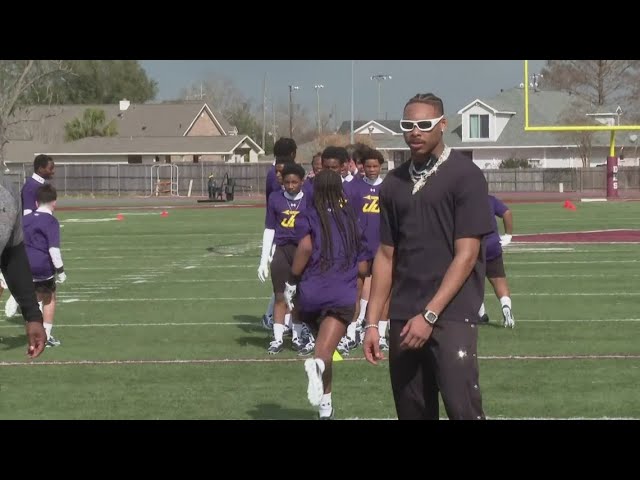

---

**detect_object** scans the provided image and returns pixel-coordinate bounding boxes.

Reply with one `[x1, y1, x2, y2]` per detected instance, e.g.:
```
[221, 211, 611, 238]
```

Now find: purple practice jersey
[21, 174, 46, 215]
[265, 165, 282, 203]
[265, 190, 308, 246]
[345, 177, 382, 260]
[296, 206, 366, 311]
[486, 195, 509, 261]
[23, 209, 61, 280]
[302, 176, 314, 199]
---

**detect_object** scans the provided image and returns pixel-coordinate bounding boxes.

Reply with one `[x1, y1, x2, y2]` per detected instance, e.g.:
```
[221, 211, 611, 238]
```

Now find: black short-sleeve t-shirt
[379, 149, 493, 323]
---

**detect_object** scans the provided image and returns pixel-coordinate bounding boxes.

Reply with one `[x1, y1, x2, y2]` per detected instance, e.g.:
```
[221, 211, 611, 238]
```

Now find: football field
[1, 200, 639, 420]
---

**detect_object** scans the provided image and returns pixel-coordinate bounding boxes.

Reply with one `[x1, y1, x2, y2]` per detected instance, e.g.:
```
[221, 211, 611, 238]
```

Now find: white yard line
[1, 353, 638, 367]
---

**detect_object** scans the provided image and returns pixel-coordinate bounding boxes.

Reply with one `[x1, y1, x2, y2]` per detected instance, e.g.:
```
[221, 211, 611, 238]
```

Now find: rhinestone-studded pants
[388, 320, 485, 420]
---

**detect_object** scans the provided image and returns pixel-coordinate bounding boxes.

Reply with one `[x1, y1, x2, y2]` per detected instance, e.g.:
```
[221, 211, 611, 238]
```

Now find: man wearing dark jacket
[0, 176, 47, 358]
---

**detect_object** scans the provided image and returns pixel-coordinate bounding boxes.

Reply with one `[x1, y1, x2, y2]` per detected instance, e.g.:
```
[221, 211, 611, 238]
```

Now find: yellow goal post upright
[523, 60, 640, 198]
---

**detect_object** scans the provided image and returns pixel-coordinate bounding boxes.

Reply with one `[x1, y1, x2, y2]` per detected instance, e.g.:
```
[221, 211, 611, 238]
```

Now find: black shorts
[486, 255, 506, 279]
[299, 305, 356, 332]
[34, 278, 56, 294]
[270, 243, 297, 294]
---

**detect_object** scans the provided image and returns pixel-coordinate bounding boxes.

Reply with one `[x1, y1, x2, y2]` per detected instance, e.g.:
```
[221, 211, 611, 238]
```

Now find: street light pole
[350, 60, 355, 144]
[370, 74, 392, 119]
[288, 84, 300, 138]
[314, 84, 324, 138]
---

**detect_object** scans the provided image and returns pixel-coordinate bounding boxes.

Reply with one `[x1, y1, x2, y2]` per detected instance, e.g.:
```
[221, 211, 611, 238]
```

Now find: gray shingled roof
[35, 135, 262, 156]
[5, 102, 235, 143]
[447, 87, 626, 148]
[338, 120, 401, 134]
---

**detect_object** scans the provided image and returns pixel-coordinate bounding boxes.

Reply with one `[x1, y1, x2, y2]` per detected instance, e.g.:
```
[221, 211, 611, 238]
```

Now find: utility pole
[288, 84, 300, 138]
[350, 61, 355, 144]
[271, 97, 277, 142]
[314, 84, 324, 138]
[370, 74, 392, 119]
[262, 73, 267, 148]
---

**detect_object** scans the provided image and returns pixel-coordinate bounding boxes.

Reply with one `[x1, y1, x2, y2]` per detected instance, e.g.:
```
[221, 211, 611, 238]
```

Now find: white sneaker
[304, 358, 324, 407]
[5, 295, 18, 317]
[503, 307, 515, 328]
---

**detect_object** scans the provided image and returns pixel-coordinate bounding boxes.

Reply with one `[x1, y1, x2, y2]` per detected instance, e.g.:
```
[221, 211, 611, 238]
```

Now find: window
[469, 114, 489, 139]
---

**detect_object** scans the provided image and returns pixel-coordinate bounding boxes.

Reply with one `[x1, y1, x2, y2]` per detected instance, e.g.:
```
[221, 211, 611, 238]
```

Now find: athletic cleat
[297, 341, 315, 357]
[261, 314, 274, 330]
[336, 336, 351, 356]
[267, 339, 284, 354]
[304, 358, 324, 407]
[318, 408, 334, 420]
[502, 307, 515, 328]
[379, 337, 389, 352]
[291, 336, 306, 351]
[479, 314, 490, 324]
[4, 295, 18, 318]
[46, 336, 61, 347]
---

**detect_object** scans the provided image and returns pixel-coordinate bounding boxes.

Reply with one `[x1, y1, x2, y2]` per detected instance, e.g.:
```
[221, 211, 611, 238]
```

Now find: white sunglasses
[399, 116, 444, 132]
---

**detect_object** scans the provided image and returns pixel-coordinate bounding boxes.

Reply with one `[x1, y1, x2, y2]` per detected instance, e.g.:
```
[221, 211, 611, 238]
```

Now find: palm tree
[64, 108, 117, 142]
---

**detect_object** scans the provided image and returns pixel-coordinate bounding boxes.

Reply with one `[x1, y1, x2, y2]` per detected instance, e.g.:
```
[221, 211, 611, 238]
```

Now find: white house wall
[494, 113, 511, 139]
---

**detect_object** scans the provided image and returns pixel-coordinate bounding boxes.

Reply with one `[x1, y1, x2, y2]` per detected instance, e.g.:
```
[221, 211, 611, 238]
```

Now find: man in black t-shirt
[363, 93, 493, 420]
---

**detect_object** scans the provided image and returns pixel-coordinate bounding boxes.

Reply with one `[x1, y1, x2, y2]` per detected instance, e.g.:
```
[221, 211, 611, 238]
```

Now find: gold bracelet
[364, 324, 379, 330]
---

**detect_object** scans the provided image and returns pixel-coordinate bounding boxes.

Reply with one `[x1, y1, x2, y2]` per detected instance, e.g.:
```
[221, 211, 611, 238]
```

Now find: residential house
[3, 100, 264, 166]
[338, 87, 639, 169]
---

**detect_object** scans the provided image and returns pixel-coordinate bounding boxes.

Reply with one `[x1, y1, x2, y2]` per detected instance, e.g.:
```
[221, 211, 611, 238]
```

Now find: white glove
[500, 234, 512, 247]
[257, 262, 269, 283]
[269, 244, 277, 263]
[55, 272, 67, 284]
[284, 282, 297, 310]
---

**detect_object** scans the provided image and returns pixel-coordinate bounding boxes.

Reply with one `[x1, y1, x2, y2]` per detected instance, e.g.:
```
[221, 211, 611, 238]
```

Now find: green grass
[1, 202, 640, 419]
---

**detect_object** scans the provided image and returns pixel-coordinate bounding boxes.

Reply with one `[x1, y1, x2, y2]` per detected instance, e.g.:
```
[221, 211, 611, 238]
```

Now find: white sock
[292, 323, 303, 341]
[44, 322, 53, 340]
[284, 313, 292, 329]
[273, 323, 285, 342]
[357, 299, 368, 321]
[378, 320, 388, 338]
[319, 392, 332, 415]
[265, 294, 275, 317]
[479, 302, 486, 317]
[500, 297, 512, 310]
[346, 321, 357, 341]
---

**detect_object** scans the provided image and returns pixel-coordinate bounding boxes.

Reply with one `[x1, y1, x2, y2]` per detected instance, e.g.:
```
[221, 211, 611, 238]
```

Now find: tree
[0, 60, 71, 165]
[540, 60, 640, 108]
[25, 60, 158, 105]
[180, 75, 318, 146]
[64, 108, 118, 142]
[555, 98, 598, 169]
[180, 74, 248, 118]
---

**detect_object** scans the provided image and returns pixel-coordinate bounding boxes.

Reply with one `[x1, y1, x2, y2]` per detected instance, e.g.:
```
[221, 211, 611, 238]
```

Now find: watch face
[425, 311, 437, 324]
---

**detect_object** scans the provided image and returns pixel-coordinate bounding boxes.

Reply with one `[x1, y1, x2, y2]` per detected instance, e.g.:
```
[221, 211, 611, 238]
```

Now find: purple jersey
[486, 195, 509, 261]
[296, 206, 366, 311]
[345, 177, 382, 260]
[302, 176, 314, 199]
[21, 174, 46, 215]
[265, 190, 308, 246]
[265, 165, 282, 203]
[23, 209, 61, 280]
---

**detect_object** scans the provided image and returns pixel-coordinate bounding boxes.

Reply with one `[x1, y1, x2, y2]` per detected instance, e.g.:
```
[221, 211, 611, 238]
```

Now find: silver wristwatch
[423, 309, 438, 325]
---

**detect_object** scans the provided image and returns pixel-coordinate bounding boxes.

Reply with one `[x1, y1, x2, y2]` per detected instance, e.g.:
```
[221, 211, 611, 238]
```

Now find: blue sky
[140, 60, 547, 124]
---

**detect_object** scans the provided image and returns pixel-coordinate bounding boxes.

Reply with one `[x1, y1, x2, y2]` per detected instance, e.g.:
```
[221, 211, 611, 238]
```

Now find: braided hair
[312, 169, 361, 272]
[404, 93, 444, 116]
